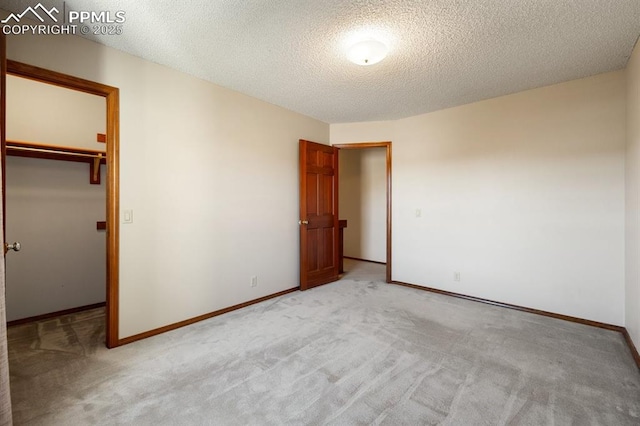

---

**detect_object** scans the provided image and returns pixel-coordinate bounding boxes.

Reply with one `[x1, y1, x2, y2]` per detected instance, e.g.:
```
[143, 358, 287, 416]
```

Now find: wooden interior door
[0, 32, 12, 424]
[299, 140, 340, 290]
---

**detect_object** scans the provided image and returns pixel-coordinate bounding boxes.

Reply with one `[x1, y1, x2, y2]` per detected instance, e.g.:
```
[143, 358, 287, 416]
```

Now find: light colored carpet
[7, 259, 640, 425]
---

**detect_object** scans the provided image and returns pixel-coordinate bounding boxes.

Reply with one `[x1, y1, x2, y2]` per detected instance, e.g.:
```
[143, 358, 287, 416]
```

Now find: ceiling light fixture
[347, 39, 388, 66]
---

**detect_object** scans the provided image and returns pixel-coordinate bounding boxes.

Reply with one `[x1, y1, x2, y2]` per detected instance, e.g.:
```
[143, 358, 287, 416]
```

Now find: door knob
[5, 242, 21, 252]
[299, 220, 309, 225]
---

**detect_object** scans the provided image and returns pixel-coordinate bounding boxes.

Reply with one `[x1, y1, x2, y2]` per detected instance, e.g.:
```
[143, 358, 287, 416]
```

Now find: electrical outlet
[251, 276, 258, 287]
[454, 272, 461, 282]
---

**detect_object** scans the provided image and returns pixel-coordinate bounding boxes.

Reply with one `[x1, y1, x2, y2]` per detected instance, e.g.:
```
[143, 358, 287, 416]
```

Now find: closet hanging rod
[6, 140, 106, 159]
[6, 140, 107, 185]
[8, 145, 105, 159]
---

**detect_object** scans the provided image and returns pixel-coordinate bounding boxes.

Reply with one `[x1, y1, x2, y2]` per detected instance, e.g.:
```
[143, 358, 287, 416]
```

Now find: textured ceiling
[3, 0, 640, 123]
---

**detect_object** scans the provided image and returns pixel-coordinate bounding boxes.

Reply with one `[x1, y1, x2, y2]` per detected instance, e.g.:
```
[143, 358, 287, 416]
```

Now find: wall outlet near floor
[251, 276, 258, 287]
[454, 272, 461, 282]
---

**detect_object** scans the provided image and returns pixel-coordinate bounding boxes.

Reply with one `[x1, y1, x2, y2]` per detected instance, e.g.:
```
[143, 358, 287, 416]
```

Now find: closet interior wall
[5, 75, 106, 322]
[338, 147, 387, 263]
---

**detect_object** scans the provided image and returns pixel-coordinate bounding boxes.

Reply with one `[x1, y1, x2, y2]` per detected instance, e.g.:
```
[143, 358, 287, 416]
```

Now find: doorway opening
[4, 61, 120, 348]
[332, 142, 392, 283]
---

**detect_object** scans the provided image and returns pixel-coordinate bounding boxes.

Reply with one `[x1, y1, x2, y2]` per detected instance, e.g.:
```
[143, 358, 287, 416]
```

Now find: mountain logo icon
[1, 3, 59, 24]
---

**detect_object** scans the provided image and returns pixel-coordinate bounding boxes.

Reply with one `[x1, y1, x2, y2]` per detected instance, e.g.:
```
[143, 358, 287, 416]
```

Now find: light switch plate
[123, 209, 133, 224]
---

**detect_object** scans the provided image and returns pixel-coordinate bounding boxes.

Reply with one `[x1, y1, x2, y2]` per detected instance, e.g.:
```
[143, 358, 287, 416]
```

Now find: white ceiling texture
[3, 0, 640, 123]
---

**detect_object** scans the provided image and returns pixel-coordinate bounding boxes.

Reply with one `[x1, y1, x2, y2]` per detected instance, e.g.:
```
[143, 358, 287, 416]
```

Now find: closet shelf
[6, 140, 107, 184]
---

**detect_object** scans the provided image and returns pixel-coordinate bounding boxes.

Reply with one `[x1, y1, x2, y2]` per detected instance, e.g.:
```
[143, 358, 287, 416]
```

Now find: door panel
[299, 140, 339, 290]
[306, 175, 318, 214]
[1, 35, 5, 242]
[0, 32, 14, 426]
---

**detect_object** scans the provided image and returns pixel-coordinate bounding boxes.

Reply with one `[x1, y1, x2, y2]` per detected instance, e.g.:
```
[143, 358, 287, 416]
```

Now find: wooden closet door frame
[6, 61, 121, 348]
[333, 142, 392, 283]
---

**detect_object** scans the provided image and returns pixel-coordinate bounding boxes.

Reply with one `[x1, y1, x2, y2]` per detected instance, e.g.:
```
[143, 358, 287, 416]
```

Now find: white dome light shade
[347, 39, 388, 65]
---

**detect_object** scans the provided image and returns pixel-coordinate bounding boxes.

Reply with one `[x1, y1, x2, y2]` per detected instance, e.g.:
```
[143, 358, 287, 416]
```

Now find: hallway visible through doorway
[341, 258, 385, 283]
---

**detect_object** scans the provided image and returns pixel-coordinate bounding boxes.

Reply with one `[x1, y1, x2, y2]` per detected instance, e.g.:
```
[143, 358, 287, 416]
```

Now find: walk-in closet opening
[335, 142, 392, 284]
[4, 74, 108, 338]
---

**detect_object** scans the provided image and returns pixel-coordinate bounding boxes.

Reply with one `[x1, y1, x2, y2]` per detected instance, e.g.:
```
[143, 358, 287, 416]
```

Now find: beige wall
[626, 42, 640, 349]
[7, 75, 105, 150]
[6, 27, 329, 338]
[331, 120, 395, 142]
[339, 148, 386, 263]
[332, 71, 626, 325]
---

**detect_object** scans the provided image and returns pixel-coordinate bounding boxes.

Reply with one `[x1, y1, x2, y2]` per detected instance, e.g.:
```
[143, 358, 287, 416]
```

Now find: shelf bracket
[90, 153, 102, 184]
